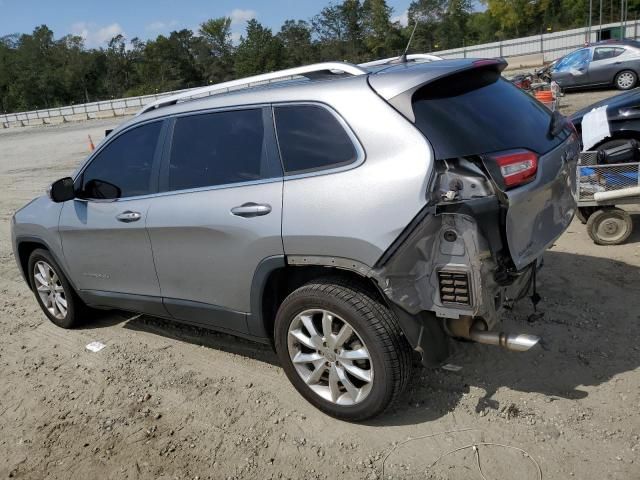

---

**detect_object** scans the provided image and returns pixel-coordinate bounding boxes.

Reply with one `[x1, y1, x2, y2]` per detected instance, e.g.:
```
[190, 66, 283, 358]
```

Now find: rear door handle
[116, 211, 142, 222]
[231, 202, 272, 218]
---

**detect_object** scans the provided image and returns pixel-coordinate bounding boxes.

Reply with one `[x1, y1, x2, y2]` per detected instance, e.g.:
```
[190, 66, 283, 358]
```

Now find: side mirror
[48, 177, 75, 203]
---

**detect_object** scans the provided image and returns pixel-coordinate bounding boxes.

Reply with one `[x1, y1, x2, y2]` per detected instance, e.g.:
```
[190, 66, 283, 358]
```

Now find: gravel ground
[1, 92, 639, 480]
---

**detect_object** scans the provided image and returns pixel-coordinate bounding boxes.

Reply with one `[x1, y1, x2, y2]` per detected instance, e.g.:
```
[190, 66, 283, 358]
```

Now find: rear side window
[274, 105, 357, 174]
[166, 108, 276, 191]
[593, 47, 625, 61]
[412, 71, 563, 159]
[80, 121, 162, 199]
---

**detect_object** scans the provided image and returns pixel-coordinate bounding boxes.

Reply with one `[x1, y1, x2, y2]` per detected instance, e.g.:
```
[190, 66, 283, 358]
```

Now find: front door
[553, 48, 591, 88]
[60, 120, 165, 304]
[146, 107, 283, 334]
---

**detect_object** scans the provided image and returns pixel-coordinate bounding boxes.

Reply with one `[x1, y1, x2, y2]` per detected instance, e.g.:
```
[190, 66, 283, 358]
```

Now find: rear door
[147, 107, 283, 334]
[59, 120, 166, 306]
[589, 46, 627, 84]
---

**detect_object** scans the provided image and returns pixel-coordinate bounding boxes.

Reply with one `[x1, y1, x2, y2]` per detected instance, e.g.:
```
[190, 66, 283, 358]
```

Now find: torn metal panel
[373, 209, 507, 328]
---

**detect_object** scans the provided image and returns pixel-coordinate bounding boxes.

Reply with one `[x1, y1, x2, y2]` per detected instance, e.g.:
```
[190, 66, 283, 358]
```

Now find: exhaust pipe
[469, 325, 540, 352]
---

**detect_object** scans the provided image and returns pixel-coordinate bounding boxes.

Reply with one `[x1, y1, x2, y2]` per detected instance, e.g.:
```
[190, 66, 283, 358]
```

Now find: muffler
[469, 325, 540, 352]
[446, 317, 540, 352]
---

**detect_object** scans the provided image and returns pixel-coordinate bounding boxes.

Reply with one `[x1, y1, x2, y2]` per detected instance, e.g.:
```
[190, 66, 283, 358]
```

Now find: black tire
[594, 138, 634, 152]
[614, 70, 637, 90]
[28, 249, 86, 328]
[274, 278, 412, 421]
[586, 208, 633, 245]
[576, 207, 597, 224]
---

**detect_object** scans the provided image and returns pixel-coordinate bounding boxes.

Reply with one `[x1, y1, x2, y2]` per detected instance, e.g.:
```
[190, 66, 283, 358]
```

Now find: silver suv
[11, 56, 579, 420]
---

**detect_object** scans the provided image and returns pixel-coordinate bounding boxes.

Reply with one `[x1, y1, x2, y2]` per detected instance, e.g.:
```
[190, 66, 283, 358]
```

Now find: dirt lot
[1, 91, 639, 480]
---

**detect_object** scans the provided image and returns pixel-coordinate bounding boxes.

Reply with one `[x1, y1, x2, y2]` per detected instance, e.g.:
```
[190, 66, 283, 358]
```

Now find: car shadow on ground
[77, 309, 279, 366]
[78, 249, 639, 426]
[368, 249, 640, 426]
[124, 315, 280, 367]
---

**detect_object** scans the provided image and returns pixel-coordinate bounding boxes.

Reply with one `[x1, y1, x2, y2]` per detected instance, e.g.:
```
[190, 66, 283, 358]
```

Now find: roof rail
[138, 61, 367, 115]
[358, 53, 442, 68]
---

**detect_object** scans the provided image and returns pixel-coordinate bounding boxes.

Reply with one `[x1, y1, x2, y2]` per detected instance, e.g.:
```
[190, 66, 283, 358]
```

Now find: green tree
[136, 30, 204, 93]
[234, 19, 283, 77]
[277, 20, 316, 67]
[199, 17, 235, 82]
[363, 0, 400, 57]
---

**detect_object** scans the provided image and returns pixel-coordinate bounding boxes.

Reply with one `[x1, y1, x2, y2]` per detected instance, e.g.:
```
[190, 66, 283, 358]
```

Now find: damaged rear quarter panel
[372, 207, 503, 327]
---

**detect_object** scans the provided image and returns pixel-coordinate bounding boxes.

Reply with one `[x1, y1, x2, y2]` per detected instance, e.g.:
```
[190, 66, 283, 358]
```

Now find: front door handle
[116, 211, 142, 223]
[231, 202, 272, 218]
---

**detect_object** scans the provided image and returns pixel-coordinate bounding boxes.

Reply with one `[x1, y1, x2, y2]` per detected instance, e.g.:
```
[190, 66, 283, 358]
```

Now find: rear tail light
[492, 149, 538, 189]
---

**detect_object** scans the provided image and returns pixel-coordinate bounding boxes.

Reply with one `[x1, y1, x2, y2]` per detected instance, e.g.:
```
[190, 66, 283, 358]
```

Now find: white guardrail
[0, 89, 194, 129]
[3, 20, 640, 129]
[434, 20, 640, 60]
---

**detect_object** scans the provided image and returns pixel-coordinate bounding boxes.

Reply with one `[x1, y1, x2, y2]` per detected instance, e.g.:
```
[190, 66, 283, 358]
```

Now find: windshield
[412, 70, 565, 159]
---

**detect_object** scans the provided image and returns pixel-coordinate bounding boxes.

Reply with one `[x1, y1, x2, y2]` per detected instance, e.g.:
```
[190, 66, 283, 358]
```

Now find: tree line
[0, 0, 637, 113]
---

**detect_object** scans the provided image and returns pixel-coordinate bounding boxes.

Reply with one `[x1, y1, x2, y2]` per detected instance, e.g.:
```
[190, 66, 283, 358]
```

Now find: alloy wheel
[33, 260, 67, 319]
[287, 309, 374, 406]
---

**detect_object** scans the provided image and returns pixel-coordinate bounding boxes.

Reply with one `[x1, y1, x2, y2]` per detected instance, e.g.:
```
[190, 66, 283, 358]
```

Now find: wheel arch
[248, 256, 384, 342]
[248, 255, 449, 366]
[15, 236, 77, 292]
[592, 128, 640, 148]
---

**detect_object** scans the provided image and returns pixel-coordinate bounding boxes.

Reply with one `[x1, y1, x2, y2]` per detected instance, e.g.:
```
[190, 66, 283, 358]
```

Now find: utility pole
[621, 0, 625, 39]
[599, 0, 603, 38]
[588, 0, 593, 41]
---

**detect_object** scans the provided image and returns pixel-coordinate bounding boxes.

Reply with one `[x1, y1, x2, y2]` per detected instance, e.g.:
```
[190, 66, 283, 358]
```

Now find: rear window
[412, 70, 563, 159]
[274, 105, 357, 174]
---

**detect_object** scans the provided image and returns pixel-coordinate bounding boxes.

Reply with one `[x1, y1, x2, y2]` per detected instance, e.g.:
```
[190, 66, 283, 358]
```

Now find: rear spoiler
[368, 58, 507, 122]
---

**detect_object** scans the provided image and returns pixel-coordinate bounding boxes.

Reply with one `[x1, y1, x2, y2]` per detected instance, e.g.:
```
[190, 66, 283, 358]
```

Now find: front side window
[274, 105, 357, 174]
[79, 121, 162, 199]
[554, 49, 590, 72]
[166, 108, 273, 191]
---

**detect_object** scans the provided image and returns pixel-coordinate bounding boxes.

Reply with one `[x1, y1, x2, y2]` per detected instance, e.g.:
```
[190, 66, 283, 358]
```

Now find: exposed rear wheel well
[593, 131, 640, 148]
[17, 241, 49, 288]
[261, 265, 384, 341]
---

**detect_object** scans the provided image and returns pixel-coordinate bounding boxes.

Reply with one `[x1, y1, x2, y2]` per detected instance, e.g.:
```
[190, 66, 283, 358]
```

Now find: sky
[0, 0, 413, 48]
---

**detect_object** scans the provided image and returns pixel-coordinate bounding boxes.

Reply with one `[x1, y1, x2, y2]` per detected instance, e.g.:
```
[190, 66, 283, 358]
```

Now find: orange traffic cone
[88, 134, 95, 151]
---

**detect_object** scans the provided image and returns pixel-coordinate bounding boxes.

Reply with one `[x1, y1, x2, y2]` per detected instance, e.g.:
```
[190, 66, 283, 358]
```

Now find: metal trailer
[576, 151, 640, 244]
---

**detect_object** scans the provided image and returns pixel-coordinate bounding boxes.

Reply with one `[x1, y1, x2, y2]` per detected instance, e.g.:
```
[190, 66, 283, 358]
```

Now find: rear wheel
[274, 278, 412, 421]
[586, 207, 633, 245]
[614, 70, 637, 90]
[28, 249, 86, 328]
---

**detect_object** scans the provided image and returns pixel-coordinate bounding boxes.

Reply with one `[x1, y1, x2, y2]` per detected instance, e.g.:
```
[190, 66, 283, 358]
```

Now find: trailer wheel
[586, 207, 633, 245]
[576, 207, 597, 224]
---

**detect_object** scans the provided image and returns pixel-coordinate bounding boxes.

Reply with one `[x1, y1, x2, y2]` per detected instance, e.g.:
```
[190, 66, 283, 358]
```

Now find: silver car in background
[11, 56, 579, 420]
[551, 40, 640, 90]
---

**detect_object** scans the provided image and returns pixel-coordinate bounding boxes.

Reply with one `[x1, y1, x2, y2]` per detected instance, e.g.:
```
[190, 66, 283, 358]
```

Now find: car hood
[571, 88, 640, 125]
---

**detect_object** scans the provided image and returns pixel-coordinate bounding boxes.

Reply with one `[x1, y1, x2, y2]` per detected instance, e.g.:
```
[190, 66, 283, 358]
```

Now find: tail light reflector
[493, 149, 538, 189]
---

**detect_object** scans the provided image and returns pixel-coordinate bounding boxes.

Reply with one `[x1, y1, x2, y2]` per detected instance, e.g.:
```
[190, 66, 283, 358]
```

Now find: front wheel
[28, 249, 86, 328]
[274, 278, 412, 421]
[615, 70, 637, 90]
